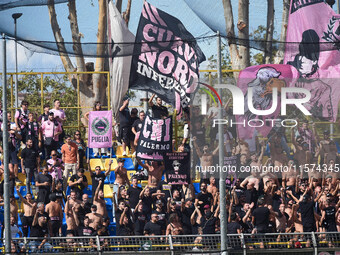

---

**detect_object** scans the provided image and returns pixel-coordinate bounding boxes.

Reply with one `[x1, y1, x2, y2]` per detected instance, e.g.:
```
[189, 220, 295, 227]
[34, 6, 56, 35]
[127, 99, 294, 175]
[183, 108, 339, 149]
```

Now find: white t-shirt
[10, 224, 20, 238]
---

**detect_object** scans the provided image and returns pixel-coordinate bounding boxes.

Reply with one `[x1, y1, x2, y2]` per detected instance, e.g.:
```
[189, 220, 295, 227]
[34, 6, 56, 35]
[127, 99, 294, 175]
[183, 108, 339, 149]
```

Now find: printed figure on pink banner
[287, 29, 333, 120]
[244, 67, 285, 120]
[236, 64, 299, 140]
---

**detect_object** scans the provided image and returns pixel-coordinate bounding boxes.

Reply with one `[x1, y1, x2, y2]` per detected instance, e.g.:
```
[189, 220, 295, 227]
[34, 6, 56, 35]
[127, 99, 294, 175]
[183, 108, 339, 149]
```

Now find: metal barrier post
[96, 235, 102, 255]
[10, 75, 14, 117]
[173, 109, 178, 149]
[311, 232, 317, 255]
[40, 73, 44, 114]
[240, 233, 246, 255]
[107, 73, 111, 110]
[168, 235, 174, 255]
[77, 74, 80, 130]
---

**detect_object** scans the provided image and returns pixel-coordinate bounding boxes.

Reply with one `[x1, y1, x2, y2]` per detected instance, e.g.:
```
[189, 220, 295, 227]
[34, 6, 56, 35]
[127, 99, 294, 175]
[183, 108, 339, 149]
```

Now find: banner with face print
[88, 111, 112, 148]
[284, 0, 340, 121]
[164, 152, 190, 184]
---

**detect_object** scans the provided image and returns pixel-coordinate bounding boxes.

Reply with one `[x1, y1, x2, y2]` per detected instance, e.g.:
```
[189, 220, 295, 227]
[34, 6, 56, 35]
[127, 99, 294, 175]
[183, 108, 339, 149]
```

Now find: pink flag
[236, 64, 299, 140]
[284, 0, 340, 121]
[88, 111, 112, 148]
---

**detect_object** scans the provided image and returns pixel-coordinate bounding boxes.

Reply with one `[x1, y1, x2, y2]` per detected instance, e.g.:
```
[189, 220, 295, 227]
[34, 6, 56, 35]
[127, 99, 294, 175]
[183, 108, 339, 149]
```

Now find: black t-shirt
[127, 186, 142, 209]
[91, 172, 106, 193]
[70, 174, 88, 195]
[200, 216, 217, 234]
[155, 209, 167, 230]
[299, 201, 315, 230]
[252, 206, 270, 232]
[30, 223, 48, 238]
[132, 119, 143, 133]
[133, 210, 147, 235]
[142, 196, 153, 215]
[144, 221, 162, 235]
[78, 226, 96, 236]
[182, 206, 195, 234]
[21, 147, 38, 169]
[130, 116, 139, 127]
[227, 222, 241, 234]
[117, 220, 134, 236]
[244, 189, 258, 205]
[37, 173, 52, 201]
[119, 107, 131, 128]
[151, 104, 168, 118]
[157, 181, 171, 201]
[196, 192, 213, 210]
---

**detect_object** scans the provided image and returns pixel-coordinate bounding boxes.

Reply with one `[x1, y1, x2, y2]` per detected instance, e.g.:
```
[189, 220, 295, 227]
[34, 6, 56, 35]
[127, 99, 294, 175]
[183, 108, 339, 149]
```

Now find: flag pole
[217, 31, 227, 255]
[2, 33, 11, 255]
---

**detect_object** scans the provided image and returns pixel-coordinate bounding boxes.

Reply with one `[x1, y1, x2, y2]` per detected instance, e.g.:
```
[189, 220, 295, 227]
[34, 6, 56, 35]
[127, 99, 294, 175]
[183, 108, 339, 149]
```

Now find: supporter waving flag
[129, 1, 206, 118]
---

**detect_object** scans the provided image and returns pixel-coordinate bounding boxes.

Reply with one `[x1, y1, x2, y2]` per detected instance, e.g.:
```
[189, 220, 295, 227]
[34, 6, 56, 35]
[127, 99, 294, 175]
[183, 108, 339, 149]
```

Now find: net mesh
[1, 0, 338, 59]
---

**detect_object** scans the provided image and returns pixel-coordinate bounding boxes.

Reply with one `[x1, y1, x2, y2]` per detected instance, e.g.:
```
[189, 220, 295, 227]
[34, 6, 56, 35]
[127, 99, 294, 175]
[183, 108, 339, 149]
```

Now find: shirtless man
[137, 158, 164, 193]
[282, 160, 298, 191]
[207, 176, 218, 197]
[67, 190, 82, 210]
[45, 194, 63, 237]
[236, 139, 250, 159]
[291, 128, 312, 178]
[313, 125, 338, 164]
[93, 180, 107, 218]
[114, 158, 130, 187]
[192, 136, 219, 181]
[86, 204, 103, 231]
[240, 144, 264, 191]
[16, 186, 36, 237]
[269, 133, 288, 166]
[10, 196, 18, 223]
[65, 197, 80, 236]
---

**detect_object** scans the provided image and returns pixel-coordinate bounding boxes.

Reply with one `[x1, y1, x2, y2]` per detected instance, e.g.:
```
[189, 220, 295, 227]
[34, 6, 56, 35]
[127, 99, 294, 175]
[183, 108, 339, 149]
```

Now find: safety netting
[1, 0, 337, 59]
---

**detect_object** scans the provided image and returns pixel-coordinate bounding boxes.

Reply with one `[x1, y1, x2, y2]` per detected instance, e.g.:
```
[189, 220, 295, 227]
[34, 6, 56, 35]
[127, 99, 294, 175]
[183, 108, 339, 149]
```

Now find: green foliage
[249, 25, 278, 65]
[11, 73, 79, 134]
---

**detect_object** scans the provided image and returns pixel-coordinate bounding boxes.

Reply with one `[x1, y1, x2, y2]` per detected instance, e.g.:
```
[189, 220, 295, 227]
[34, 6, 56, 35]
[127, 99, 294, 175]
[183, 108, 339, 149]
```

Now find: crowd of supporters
[0, 94, 340, 252]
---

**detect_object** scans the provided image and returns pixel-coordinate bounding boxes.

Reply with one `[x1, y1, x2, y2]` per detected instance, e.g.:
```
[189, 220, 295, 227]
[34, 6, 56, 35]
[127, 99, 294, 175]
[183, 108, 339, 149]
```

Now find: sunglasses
[75, 134, 80, 136]
[51, 154, 57, 156]
[95, 168, 101, 171]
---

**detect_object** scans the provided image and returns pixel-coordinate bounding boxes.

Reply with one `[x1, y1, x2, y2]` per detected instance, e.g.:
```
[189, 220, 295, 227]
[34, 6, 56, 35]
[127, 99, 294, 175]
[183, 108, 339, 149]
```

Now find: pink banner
[284, 0, 340, 121]
[236, 64, 299, 140]
[88, 111, 112, 148]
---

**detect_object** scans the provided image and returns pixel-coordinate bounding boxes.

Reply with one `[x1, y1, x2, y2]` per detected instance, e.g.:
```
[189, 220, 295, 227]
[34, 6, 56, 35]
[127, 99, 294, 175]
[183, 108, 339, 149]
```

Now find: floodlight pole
[2, 33, 11, 255]
[12, 13, 22, 109]
[217, 31, 227, 255]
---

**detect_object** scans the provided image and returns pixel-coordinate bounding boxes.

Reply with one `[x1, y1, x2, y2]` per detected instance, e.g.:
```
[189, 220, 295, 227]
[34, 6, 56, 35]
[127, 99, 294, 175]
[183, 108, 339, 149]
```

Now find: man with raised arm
[137, 158, 164, 194]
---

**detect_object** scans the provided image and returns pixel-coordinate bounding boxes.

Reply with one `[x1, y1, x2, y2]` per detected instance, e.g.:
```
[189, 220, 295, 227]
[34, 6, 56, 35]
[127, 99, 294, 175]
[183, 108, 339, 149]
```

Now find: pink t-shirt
[41, 120, 62, 141]
[50, 109, 66, 125]
[47, 158, 64, 180]
[15, 108, 29, 129]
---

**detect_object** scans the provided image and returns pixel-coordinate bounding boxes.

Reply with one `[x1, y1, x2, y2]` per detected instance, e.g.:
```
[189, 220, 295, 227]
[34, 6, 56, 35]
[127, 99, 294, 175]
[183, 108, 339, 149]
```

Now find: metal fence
[5, 232, 340, 254]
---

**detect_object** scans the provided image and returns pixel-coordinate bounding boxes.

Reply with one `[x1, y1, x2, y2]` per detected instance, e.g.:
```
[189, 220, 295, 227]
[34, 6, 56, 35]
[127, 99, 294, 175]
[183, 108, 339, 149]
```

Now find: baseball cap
[203, 205, 210, 209]
[118, 158, 125, 163]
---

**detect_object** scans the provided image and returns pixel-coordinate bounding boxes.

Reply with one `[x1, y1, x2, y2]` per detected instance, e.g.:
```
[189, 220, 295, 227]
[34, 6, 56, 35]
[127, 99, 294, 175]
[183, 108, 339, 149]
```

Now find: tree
[222, 0, 290, 73]
[222, 0, 250, 76]
[18, 73, 79, 132]
[274, 0, 290, 64]
[46, 0, 132, 122]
